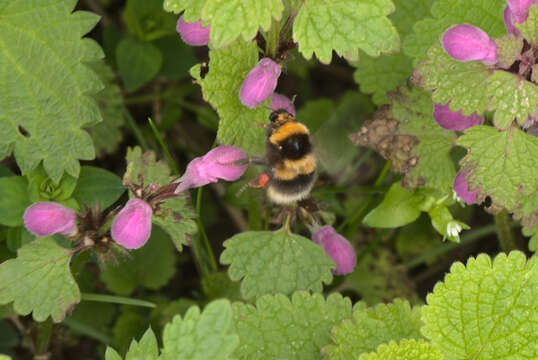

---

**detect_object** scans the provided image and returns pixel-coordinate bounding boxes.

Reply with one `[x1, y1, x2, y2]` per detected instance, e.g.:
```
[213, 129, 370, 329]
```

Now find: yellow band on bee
[269, 122, 310, 144]
[272, 154, 316, 180]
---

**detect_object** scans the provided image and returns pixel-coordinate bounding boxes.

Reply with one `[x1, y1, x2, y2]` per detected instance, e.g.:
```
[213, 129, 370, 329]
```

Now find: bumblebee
[263, 109, 316, 204]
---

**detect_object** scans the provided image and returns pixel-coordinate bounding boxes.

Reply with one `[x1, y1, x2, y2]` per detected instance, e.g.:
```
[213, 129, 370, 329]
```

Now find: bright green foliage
[26, 165, 77, 205]
[116, 37, 163, 93]
[0, 237, 79, 322]
[0, 0, 104, 183]
[0, 177, 30, 227]
[105, 328, 159, 360]
[87, 61, 127, 157]
[516, 5, 538, 45]
[161, 299, 239, 360]
[403, 0, 506, 65]
[165, 0, 283, 48]
[190, 41, 270, 154]
[101, 226, 176, 296]
[417, 46, 538, 129]
[457, 126, 538, 226]
[358, 339, 442, 360]
[391, 86, 456, 192]
[71, 166, 125, 210]
[353, 0, 435, 104]
[112, 309, 148, 356]
[324, 299, 422, 360]
[220, 229, 335, 299]
[293, 0, 400, 64]
[232, 292, 352, 359]
[495, 35, 523, 68]
[363, 182, 422, 228]
[124, 147, 197, 252]
[422, 251, 538, 360]
[523, 224, 538, 252]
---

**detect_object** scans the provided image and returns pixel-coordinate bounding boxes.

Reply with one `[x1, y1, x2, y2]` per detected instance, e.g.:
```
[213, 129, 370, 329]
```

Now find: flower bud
[23, 202, 76, 237]
[176, 16, 210, 46]
[433, 102, 483, 131]
[270, 93, 296, 116]
[239, 58, 281, 108]
[174, 145, 248, 193]
[452, 171, 479, 205]
[504, 7, 520, 35]
[507, 0, 538, 23]
[312, 225, 356, 275]
[111, 199, 152, 249]
[442, 25, 497, 65]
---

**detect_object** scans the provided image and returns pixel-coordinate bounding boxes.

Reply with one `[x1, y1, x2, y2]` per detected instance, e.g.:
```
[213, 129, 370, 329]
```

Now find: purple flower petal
[442, 25, 497, 65]
[270, 93, 296, 116]
[507, 0, 538, 23]
[239, 58, 281, 108]
[111, 199, 152, 249]
[504, 6, 520, 35]
[175, 145, 248, 193]
[453, 171, 480, 205]
[433, 102, 484, 131]
[312, 225, 356, 275]
[176, 17, 210, 46]
[23, 202, 76, 237]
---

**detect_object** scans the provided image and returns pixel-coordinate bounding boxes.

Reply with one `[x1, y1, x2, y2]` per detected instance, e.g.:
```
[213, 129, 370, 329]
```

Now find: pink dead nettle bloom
[111, 199, 153, 249]
[507, 0, 538, 23]
[239, 58, 281, 108]
[453, 171, 480, 205]
[312, 225, 356, 275]
[433, 102, 484, 131]
[270, 93, 296, 116]
[442, 25, 498, 65]
[24, 202, 77, 237]
[174, 145, 248, 193]
[176, 16, 210, 46]
[504, 7, 520, 35]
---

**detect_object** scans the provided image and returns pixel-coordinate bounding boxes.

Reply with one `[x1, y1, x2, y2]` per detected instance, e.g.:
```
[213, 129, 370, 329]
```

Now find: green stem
[123, 109, 150, 151]
[148, 117, 179, 175]
[35, 318, 53, 356]
[494, 209, 518, 252]
[194, 187, 218, 275]
[81, 293, 156, 308]
[266, 19, 280, 58]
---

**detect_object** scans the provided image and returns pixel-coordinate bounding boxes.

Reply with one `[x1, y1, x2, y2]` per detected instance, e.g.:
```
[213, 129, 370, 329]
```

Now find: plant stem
[494, 209, 518, 252]
[123, 109, 150, 151]
[194, 187, 218, 275]
[148, 117, 179, 175]
[81, 293, 156, 308]
[266, 19, 280, 58]
[35, 318, 53, 357]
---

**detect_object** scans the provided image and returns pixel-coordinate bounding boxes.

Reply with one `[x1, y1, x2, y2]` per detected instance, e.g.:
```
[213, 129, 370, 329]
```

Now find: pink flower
[111, 199, 153, 249]
[176, 17, 210, 46]
[433, 102, 484, 131]
[312, 225, 356, 275]
[442, 25, 497, 65]
[174, 146, 248, 193]
[23, 202, 76, 237]
[453, 171, 480, 205]
[504, 7, 520, 35]
[239, 58, 281, 108]
[507, 0, 538, 23]
[270, 93, 296, 116]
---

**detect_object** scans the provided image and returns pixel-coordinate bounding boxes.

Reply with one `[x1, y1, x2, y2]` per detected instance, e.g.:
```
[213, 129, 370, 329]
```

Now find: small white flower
[452, 190, 464, 205]
[446, 221, 463, 239]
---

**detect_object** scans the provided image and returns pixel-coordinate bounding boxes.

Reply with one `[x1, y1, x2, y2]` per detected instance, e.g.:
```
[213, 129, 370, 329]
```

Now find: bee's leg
[235, 173, 270, 197]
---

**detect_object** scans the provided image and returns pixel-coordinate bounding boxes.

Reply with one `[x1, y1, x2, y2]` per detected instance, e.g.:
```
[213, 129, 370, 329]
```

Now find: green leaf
[323, 299, 423, 360]
[163, 0, 207, 22]
[363, 182, 422, 228]
[161, 299, 239, 360]
[457, 126, 538, 226]
[297, 98, 336, 134]
[124, 147, 197, 251]
[0, 237, 80, 322]
[358, 339, 442, 360]
[0, 320, 18, 349]
[116, 37, 163, 92]
[153, 36, 198, 80]
[232, 292, 352, 360]
[125, 0, 176, 41]
[0, 176, 30, 226]
[495, 34, 524, 69]
[72, 166, 125, 209]
[0, 165, 14, 178]
[86, 61, 127, 157]
[516, 5, 538, 45]
[352, 0, 435, 104]
[422, 251, 538, 360]
[191, 41, 268, 153]
[112, 309, 148, 356]
[26, 165, 78, 203]
[522, 224, 538, 252]
[101, 226, 176, 296]
[202, 0, 284, 48]
[416, 45, 538, 129]
[403, 0, 506, 65]
[293, 0, 399, 64]
[0, 0, 104, 183]
[201, 271, 242, 301]
[105, 348, 123, 360]
[123, 328, 159, 360]
[220, 229, 335, 298]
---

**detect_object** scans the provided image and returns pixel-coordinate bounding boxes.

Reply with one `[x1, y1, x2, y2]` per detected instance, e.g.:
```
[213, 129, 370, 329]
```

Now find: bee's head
[269, 109, 295, 126]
